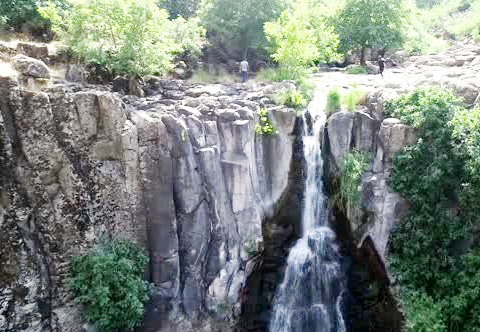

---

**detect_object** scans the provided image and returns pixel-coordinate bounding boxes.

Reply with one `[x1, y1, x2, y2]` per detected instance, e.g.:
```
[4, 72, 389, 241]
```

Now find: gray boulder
[65, 64, 88, 82]
[16, 42, 49, 63]
[13, 54, 50, 79]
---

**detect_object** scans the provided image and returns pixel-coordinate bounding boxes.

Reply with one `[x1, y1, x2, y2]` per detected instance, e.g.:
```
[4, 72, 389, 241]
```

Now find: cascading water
[269, 94, 347, 332]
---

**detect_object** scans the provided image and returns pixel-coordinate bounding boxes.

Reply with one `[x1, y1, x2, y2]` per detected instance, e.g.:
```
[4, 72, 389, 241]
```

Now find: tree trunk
[360, 46, 366, 67]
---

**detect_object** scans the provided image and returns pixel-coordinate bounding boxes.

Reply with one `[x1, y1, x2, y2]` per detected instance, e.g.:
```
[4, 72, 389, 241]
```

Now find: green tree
[334, 0, 406, 65]
[264, 0, 340, 79]
[0, 0, 67, 32]
[198, 0, 288, 58]
[39, 0, 205, 77]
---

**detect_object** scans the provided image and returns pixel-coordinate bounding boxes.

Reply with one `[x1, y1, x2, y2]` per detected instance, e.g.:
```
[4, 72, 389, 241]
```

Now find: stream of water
[269, 98, 347, 332]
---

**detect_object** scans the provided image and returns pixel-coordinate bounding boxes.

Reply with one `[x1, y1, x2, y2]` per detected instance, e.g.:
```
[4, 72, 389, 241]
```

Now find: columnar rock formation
[0, 76, 298, 332]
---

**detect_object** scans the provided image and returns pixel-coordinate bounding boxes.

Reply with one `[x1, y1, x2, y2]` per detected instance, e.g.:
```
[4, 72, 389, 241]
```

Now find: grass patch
[326, 87, 341, 115]
[346, 65, 368, 75]
[187, 68, 237, 84]
[255, 65, 312, 82]
[342, 85, 367, 111]
[326, 85, 366, 115]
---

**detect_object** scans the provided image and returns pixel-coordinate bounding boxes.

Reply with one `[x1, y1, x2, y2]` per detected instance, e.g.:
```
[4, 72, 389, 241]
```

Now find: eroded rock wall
[325, 106, 416, 331]
[0, 77, 298, 332]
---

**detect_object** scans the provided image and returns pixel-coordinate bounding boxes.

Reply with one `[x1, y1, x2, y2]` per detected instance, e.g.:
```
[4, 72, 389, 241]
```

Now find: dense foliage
[264, 0, 340, 79]
[159, 0, 199, 18]
[39, 0, 205, 77]
[334, 0, 406, 64]
[0, 0, 68, 33]
[69, 238, 151, 332]
[386, 86, 480, 332]
[199, 0, 287, 58]
[418, 0, 480, 41]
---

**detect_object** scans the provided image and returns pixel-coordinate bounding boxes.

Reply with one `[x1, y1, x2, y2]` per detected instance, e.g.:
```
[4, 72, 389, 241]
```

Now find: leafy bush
[337, 150, 368, 210]
[39, 0, 205, 77]
[326, 87, 341, 115]
[387, 87, 480, 332]
[402, 291, 446, 332]
[346, 66, 368, 75]
[255, 108, 278, 136]
[69, 238, 151, 332]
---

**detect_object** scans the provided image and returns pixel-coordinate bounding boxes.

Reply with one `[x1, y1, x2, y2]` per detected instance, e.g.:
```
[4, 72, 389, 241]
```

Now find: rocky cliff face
[0, 76, 299, 332]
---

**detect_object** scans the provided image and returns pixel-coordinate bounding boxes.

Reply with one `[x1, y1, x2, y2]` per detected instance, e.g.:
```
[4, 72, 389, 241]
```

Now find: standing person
[378, 56, 385, 77]
[240, 59, 249, 83]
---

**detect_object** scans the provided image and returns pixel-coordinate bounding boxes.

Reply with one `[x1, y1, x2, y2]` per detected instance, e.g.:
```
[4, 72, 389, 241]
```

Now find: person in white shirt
[240, 59, 249, 83]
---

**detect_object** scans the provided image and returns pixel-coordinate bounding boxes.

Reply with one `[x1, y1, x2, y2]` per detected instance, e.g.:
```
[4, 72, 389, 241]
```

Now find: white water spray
[269, 94, 346, 332]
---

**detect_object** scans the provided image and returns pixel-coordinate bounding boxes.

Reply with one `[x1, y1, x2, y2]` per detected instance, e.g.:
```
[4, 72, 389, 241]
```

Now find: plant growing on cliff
[326, 87, 341, 115]
[68, 237, 152, 332]
[255, 108, 279, 136]
[274, 89, 307, 109]
[337, 150, 368, 210]
[342, 85, 366, 111]
[386, 87, 480, 332]
[38, 0, 205, 77]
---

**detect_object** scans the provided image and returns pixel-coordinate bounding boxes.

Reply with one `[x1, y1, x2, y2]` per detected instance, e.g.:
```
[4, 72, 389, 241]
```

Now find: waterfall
[269, 96, 347, 332]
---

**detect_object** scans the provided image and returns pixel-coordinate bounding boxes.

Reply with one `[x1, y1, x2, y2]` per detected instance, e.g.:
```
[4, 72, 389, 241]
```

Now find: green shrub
[337, 150, 368, 210]
[255, 108, 278, 136]
[346, 65, 368, 75]
[39, 0, 205, 77]
[325, 87, 341, 115]
[69, 238, 152, 332]
[387, 87, 480, 332]
[402, 291, 446, 332]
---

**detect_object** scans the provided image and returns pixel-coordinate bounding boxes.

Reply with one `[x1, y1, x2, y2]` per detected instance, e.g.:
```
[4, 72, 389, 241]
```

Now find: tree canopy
[39, 0, 205, 77]
[198, 0, 288, 58]
[334, 0, 406, 64]
[264, 0, 340, 78]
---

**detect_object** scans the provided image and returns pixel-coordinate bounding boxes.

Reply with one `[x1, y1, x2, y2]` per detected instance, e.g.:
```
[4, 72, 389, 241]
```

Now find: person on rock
[240, 59, 249, 83]
[378, 56, 385, 77]
[378, 48, 386, 77]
